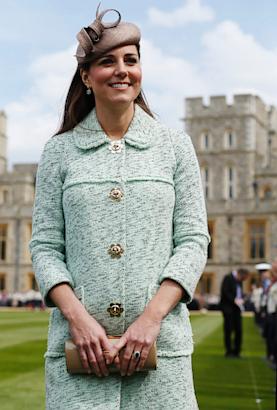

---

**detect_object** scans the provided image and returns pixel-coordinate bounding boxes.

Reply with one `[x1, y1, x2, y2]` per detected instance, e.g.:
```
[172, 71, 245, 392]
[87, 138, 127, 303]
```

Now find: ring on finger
[133, 350, 141, 360]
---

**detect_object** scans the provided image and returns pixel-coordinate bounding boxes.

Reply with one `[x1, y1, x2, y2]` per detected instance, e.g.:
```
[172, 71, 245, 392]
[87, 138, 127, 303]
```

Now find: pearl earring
[86, 88, 92, 95]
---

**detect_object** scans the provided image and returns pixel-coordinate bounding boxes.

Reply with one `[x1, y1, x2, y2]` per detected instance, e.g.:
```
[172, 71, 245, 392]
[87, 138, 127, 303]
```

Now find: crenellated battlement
[0, 111, 7, 173]
[0, 111, 7, 136]
[186, 94, 268, 125]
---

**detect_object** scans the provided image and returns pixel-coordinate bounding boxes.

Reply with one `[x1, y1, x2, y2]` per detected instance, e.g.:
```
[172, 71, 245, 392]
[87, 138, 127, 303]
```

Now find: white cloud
[141, 39, 207, 126]
[201, 21, 277, 103]
[5, 46, 76, 167]
[148, 0, 215, 27]
[4, 21, 277, 167]
[5, 39, 207, 166]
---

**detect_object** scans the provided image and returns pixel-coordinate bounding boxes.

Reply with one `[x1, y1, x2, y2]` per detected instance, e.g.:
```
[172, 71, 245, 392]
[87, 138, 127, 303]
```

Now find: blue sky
[1, 0, 277, 166]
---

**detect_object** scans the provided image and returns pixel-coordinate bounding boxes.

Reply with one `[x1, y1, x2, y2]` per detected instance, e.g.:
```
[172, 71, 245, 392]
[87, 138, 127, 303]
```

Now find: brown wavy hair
[55, 46, 153, 135]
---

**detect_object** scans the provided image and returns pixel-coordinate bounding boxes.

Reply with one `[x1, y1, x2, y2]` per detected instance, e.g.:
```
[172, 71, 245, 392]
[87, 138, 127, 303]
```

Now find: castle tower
[0, 111, 7, 173]
[185, 94, 277, 296]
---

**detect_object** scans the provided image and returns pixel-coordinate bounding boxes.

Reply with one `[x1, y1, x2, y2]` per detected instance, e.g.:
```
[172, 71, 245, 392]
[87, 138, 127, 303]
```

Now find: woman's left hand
[107, 311, 161, 376]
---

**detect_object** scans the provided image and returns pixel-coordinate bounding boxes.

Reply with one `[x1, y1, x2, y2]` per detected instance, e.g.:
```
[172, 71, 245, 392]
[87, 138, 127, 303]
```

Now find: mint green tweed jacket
[29, 104, 209, 358]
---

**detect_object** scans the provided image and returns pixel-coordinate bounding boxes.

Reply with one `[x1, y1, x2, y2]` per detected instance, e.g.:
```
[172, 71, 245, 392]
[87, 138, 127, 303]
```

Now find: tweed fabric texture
[29, 104, 209, 407]
[46, 355, 199, 410]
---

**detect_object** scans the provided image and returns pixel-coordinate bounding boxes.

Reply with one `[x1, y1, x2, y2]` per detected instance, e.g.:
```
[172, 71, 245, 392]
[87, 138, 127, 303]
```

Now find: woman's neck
[95, 103, 135, 140]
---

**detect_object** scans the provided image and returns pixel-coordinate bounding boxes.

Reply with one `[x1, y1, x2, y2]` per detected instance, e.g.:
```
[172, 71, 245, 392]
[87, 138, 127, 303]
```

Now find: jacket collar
[73, 105, 155, 150]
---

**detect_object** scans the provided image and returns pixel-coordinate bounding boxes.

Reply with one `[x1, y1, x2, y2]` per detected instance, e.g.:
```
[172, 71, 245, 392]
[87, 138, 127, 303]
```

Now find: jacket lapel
[73, 105, 156, 150]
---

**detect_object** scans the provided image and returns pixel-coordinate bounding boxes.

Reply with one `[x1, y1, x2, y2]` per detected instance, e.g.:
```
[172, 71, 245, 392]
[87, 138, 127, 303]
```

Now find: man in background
[220, 268, 249, 358]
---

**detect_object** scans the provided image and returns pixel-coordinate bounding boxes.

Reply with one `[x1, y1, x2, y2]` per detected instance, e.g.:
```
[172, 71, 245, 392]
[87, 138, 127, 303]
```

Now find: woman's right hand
[48, 283, 120, 377]
[68, 308, 117, 377]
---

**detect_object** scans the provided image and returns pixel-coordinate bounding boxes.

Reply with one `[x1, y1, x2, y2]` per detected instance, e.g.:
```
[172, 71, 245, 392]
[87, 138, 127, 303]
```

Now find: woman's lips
[109, 82, 131, 89]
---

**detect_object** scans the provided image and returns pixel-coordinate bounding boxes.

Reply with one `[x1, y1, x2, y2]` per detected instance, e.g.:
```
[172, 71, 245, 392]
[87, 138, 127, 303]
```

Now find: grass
[192, 313, 276, 410]
[0, 310, 275, 409]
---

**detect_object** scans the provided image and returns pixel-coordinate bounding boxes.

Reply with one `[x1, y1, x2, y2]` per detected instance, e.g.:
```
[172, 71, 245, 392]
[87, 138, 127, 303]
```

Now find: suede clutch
[65, 336, 157, 374]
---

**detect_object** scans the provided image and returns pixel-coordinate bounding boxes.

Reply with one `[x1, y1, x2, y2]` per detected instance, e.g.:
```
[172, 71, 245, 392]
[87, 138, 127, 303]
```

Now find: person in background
[250, 279, 263, 326]
[256, 265, 273, 363]
[256, 263, 272, 329]
[220, 268, 249, 358]
[266, 259, 277, 369]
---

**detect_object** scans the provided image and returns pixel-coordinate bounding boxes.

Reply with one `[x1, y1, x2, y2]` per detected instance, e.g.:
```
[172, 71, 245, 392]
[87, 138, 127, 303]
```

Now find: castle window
[224, 129, 236, 149]
[224, 166, 236, 199]
[0, 189, 10, 205]
[260, 185, 272, 200]
[246, 221, 266, 260]
[207, 221, 214, 260]
[28, 222, 32, 238]
[0, 224, 7, 261]
[28, 273, 39, 291]
[200, 131, 211, 150]
[3, 190, 9, 203]
[196, 272, 215, 295]
[0, 273, 6, 290]
[201, 167, 211, 199]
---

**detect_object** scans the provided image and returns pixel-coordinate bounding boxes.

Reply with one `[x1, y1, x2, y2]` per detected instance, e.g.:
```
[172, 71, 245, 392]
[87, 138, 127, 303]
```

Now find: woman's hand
[107, 310, 161, 376]
[107, 279, 185, 377]
[48, 284, 120, 378]
[68, 308, 120, 377]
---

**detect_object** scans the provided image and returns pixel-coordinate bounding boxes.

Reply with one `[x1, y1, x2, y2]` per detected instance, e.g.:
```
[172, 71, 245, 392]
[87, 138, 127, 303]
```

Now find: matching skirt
[45, 355, 199, 410]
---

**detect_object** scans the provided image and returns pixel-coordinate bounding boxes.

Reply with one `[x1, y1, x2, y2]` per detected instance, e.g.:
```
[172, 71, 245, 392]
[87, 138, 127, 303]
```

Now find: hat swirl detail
[76, 4, 121, 58]
[75, 3, 140, 64]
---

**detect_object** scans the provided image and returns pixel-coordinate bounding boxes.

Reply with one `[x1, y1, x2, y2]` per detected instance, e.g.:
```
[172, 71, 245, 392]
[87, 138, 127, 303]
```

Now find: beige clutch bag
[65, 336, 157, 374]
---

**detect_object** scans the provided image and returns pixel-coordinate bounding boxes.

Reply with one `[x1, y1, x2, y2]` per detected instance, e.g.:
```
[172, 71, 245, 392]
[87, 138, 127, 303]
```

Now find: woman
[29, 6, 210, 410]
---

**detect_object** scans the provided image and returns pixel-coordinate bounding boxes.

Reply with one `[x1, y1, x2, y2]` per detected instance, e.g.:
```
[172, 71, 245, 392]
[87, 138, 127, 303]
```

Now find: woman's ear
[80, 68, 89, 87]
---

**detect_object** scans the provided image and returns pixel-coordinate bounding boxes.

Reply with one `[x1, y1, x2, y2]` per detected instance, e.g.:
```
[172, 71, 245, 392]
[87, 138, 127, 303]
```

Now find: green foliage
[0, 311, 275, 409]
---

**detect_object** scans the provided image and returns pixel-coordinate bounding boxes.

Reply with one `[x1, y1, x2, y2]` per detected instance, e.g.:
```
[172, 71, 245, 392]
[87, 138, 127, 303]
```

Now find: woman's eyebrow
[99, 54, 114, 59]
[100, 53, 138, 59]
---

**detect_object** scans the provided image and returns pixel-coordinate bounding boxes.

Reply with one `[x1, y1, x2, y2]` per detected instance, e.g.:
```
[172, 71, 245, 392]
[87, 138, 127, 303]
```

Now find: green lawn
[0, 310, 275, 409]
[191, 313, 275, 409]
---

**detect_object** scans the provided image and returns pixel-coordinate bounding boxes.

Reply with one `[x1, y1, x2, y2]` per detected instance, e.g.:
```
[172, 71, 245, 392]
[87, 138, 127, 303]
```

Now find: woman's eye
[100, 58, 114, 65]
[125, 58, 138, 65]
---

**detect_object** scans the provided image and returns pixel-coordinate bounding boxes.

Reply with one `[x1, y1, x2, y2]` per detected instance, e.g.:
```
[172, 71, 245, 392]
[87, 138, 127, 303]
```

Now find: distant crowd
[251, 261, 277, 371]
[0, 289, 44, 309]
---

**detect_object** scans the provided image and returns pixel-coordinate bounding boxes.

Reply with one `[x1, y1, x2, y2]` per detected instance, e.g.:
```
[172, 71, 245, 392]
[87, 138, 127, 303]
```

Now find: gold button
[107, 303, 124, 317]
[108, 244, 124, 258]
[109, 188, 123, 201]
[109, 141, 123, 153]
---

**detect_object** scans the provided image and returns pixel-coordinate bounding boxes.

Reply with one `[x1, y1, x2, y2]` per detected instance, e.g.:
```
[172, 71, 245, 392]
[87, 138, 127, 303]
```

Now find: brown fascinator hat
[75, 3, 141, 64]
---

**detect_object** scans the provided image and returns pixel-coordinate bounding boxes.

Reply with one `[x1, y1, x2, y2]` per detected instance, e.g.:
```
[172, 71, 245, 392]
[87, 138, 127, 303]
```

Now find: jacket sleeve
[29, 136, 74, 307]
[158, 130, 210, 303]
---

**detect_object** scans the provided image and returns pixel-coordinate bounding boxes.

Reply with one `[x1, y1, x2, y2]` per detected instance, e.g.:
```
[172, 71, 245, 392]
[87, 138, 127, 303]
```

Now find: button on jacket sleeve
[158, 130, 210, 303]
[29, 136, 74, 307]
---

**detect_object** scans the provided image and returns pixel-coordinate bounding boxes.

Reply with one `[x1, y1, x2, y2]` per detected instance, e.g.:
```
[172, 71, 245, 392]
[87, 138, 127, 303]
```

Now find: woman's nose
[114, 61, 127, 77]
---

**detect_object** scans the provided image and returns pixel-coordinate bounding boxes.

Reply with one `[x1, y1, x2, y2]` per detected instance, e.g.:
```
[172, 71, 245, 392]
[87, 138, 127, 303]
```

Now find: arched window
[201, 167, 211, 199]
[224, 166, 236, 199]
[224, 129, 236, 149]
[200, 131, 211, 151]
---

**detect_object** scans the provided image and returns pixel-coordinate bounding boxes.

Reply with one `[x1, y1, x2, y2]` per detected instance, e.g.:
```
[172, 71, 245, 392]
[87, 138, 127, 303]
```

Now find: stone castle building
[0, 93, 276, 296]
[185, 94, 277, 296]
[0, 110, 37, 293]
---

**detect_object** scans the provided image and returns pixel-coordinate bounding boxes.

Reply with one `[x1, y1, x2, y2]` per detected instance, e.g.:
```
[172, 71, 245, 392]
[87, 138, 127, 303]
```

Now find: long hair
[55, 47, 154, 135]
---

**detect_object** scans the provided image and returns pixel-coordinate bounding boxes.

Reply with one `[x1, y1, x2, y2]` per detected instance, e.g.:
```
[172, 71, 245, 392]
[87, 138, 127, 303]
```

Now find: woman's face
[82, 45, 142, 108]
